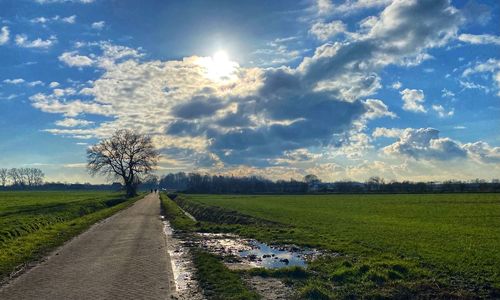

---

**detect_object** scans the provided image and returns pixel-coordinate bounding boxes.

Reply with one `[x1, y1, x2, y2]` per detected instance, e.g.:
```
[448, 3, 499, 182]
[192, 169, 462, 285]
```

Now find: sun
[199, 50, 238, 82]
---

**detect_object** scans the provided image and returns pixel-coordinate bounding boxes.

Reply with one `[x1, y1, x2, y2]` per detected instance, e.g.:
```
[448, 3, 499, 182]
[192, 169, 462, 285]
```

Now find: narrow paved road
[0, 193, 174, 300]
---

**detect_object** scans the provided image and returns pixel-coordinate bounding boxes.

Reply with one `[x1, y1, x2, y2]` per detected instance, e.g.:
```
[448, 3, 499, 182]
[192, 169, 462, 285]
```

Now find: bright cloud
[59, 51, 94, 67]
[432, 104, 454, 118]
[458, 33, 500, 45]
[400, 89, 426, 113]
[309, 21, 346, 41]
[91, 21, 105, 30]
[55, 118, 94, 127]
[15, 34, 57, 49]
[3, 78, 25, 84]
[0, 26, 9, 45]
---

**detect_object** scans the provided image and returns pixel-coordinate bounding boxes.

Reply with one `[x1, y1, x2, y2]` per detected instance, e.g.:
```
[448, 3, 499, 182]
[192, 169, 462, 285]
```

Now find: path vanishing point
[0, 193, 174, 300]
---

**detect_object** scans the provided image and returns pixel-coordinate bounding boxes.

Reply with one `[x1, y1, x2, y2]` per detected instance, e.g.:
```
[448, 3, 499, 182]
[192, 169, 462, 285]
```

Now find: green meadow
[0, 191, 140, 280]
[180, 193, 500, 298]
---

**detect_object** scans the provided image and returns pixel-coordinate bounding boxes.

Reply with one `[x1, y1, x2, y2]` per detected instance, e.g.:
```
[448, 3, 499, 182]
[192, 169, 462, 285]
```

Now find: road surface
[0, 193, 174, 300]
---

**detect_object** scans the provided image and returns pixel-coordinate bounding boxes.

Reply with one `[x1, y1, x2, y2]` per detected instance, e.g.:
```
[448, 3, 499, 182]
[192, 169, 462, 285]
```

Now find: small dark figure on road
[151, 189, 153, 193]
[154, 189, 157, 193]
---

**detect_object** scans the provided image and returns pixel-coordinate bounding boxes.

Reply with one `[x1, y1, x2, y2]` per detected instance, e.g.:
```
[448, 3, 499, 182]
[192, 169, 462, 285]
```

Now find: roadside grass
[177, 193, 500, 298]
[192, 249, 260, 300]
[159, 193, 196, 231]
[0, 191, 142, 280]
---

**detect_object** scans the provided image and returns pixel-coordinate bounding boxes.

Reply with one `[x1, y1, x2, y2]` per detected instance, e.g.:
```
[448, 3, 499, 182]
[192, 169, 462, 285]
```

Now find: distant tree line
[158, 172, 308, 194]
[306, 176, 500, 194]
[0, 168, 45, 187]
[158, 172, 500, 194]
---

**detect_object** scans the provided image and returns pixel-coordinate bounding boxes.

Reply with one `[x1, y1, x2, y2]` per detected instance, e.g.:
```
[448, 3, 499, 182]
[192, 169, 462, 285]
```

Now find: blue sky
[0, 0, 499, 183]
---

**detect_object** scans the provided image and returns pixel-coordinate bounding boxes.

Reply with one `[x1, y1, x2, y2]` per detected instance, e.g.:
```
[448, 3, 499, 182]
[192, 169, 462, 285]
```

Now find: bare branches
[0, 168, 45, 187]
[87, 129, 159, 196]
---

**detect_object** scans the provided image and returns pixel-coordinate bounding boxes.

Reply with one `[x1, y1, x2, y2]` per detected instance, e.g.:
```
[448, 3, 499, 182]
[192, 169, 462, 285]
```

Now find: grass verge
[192, 249, 260, 300]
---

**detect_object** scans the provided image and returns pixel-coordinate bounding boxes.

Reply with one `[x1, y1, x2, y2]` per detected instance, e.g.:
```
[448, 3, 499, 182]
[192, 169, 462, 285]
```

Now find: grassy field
[179, 193, 500, 298]
[0, 191, 141, 280]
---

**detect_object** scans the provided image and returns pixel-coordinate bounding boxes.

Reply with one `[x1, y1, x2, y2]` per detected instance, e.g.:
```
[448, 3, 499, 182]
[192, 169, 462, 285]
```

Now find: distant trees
[87, 130, 159, 197]
[157, 172, 500, 194]
[159, 172, 308, 194]
[0, 168, 7, 187]
[0, 168, 45, 187]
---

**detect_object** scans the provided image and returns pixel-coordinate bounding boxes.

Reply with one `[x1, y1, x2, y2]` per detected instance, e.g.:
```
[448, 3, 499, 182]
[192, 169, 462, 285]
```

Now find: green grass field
[181, 193, 500, 298]
[0, 191, 140, 280]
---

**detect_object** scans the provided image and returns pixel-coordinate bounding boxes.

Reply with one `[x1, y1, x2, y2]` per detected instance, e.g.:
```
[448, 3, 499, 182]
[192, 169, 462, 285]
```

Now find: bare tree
[87, 129, 159, 197]
[26, 168, 45, 186]
[0, 168, 8, 187]
[8, 168, 22, 186]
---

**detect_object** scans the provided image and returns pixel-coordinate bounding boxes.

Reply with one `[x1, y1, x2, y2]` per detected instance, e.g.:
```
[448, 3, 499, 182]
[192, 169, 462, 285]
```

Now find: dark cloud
[166, 120, 202, 136]
[172, 97, 225, 119]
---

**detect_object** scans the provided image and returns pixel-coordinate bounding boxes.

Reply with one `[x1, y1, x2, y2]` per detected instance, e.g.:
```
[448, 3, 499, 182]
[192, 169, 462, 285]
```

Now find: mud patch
[245, 276, 294, 300]
[163, 220, 204, 300]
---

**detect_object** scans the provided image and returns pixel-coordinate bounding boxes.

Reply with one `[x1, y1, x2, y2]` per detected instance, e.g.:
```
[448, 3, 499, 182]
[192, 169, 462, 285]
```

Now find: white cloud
[91, 21, 105, 30]
[59, 51, 94, 67]
[432, 104, 454, 118]
[15, 34, 57, 49]
[3, 78, 25, 84]
[381, 128, 500, 167]
[28, 80, 44, 87]
[441, 88, 455, 98]
[363, 99, 396, 120]
[458, 33, 500, 46]
[383, 128, 466, 160]
[400, 88, 426, 113]
[62, 15, 77, 24]
[462, 58, 500, 77]
[31, 15, 76, 24]
[49, 81, 60, 88]
[0, 26, 10, 45]
[316, 0, 333, 15]
[252, 38, 303, 66]
[309, 21, 346, 41]
[391, 81, 402, 90]
[31, 92, 113, 117]
[463, 142, 500, 164]
[462, 58, 500, 96]
[372, 127, 403, 138]
[55, 118, 94, 127]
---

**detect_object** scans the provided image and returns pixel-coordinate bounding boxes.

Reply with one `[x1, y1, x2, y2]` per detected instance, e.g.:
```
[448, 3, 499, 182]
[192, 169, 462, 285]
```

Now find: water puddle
[162, 219, 204, 300]
[195, 233, 320, 270]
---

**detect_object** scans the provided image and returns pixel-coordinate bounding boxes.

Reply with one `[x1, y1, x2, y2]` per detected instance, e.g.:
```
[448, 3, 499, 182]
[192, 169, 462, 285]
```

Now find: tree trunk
[125, 183, 137, 197]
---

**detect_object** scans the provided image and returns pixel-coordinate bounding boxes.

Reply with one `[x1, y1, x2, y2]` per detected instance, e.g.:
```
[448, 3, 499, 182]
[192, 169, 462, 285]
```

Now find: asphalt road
[0, 193, 174, 300]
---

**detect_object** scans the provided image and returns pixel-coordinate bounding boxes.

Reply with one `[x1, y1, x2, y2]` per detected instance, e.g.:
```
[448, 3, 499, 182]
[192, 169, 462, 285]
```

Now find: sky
[0, 0, 499, 183]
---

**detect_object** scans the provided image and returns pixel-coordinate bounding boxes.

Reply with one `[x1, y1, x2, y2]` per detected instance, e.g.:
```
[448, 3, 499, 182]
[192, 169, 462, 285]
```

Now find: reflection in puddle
[196, 233, 320, 269]
[239, 241, 312, 268]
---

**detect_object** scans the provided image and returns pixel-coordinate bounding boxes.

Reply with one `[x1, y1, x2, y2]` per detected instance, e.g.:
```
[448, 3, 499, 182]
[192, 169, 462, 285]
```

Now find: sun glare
[199, 50, 238, 82]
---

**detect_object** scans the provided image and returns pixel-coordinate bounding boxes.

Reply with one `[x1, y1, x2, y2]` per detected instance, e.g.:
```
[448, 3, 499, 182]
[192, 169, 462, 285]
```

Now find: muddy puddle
[195, 232, 320, 270]
[162, 209, 322, 300]
[162, 219, 204, 300]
